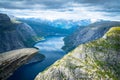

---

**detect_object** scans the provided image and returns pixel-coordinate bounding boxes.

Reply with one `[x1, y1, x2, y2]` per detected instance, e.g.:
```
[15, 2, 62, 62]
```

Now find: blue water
[8, 36, 66, 80]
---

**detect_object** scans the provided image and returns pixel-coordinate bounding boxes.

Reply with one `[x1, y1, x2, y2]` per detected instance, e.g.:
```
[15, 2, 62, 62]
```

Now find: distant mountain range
[18, 18, 91, 37]
[63, 21, 120, 52]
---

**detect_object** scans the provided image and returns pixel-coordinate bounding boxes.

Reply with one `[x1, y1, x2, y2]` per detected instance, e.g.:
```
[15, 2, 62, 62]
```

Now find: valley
[0, 13, 120, 80]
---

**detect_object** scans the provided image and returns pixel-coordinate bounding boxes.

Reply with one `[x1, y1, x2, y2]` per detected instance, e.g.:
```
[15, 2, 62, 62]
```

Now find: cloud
[75, 0, 120, 12]
[0, 0, 120, 21]
[0, 0, 69, 9]
[0, 0, 120, 13]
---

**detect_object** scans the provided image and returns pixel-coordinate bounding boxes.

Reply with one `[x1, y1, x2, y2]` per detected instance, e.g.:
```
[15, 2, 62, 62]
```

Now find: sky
[0, 0, 120, 21]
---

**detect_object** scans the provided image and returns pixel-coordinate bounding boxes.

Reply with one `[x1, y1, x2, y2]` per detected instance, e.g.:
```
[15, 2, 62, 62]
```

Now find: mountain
[19, 18, 91, 37]
[49, 19, 91, 29]
[0, 13, 39, 53]
[35, 27, 120, 80]
[0, 48, 38, 80]
[62, 21, 120, 52]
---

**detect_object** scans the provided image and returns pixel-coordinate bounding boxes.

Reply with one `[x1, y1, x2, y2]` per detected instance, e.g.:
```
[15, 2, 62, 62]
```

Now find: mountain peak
[105, 27, 120, 37]
[0, 13, 10, 22]
[103, 27, 120, 45]
[0, 13, 38, 53]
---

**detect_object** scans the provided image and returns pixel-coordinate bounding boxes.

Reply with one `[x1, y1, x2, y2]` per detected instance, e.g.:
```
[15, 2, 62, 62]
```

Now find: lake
[8, 36, 66, 80]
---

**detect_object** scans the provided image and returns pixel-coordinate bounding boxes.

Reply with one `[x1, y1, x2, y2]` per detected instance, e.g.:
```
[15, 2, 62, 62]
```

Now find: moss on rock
[35, 27, 120, 80]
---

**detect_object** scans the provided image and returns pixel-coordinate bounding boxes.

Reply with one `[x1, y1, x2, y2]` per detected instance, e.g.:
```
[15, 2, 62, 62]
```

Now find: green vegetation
[106, 27, 120, 37]
[33, 36, 45, 42]
[35, 27, 120, 80]
[11, 18, 21, 24]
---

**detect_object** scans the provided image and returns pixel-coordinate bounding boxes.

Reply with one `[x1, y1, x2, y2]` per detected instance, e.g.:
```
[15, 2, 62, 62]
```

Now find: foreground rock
[35, 27, 120, 80]
[0, 13, 38, 53]
[0, 48, 38, 80]
[63, 21, 120, 52]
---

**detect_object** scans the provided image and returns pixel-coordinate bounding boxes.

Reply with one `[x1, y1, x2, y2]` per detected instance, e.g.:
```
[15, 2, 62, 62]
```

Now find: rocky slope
[35, 27, 120, 80]
[62, 21, 120, 52]
[0, 48, 38, 80]
[0, 13, 38, 53]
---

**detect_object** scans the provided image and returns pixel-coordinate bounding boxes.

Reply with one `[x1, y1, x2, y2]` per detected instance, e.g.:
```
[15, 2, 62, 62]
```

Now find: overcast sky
[0, 0, 120, 21]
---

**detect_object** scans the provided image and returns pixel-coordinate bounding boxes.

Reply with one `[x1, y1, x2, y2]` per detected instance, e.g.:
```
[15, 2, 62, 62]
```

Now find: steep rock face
[16, 23, 38, 47]
[35, 27, 120, 80]
[0, 13, 38, 53]
[0, 14, 10, 21]
[63, 21, 120, 52]
[0, 48, 38, 80]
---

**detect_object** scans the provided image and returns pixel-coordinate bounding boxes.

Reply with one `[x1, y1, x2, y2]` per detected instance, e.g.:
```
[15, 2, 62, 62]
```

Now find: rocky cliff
[62, 21, 120, 52]
[35, 27, 120, 80]
[0, 48, 38, 80]
[0, 13, 38, 53]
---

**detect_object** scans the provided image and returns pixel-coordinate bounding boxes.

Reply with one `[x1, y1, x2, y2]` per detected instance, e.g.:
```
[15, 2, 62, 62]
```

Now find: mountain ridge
[0, 13, 38, 53]
[62, 21, 120, 52]
[35, 26, 120, 80]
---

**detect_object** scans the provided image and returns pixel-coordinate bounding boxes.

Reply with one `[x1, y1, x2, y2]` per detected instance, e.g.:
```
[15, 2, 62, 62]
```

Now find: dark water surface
[8, 36, 66, 80]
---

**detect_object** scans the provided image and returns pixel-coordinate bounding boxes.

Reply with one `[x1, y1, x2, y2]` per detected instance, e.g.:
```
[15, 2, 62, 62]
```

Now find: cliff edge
[63, 21, 120, 52]
[0, 48, 38, 80]
[35, 27, 120, 80]
[0, 13, 38, 53]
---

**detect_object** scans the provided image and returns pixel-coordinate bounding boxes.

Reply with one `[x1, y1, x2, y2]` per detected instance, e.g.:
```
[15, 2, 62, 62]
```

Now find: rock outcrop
[35, 27, 120, 80]
[0, 13, 38, 53]
[62, 21, 120, 52]
[0, 48, 38, 80]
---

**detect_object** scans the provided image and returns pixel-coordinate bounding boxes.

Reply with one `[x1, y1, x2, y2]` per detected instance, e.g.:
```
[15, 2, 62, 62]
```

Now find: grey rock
[62, 21, 120, 52]
[0, 48, 38, 80]
[0, 13, 38, 53]
[0, 13, 10, 22]
[35, 27, 120, 80]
